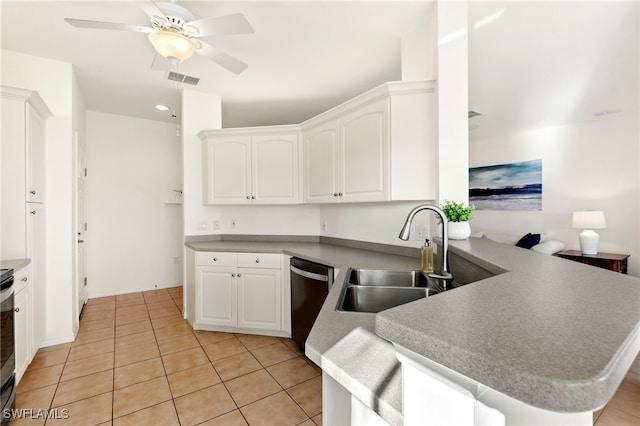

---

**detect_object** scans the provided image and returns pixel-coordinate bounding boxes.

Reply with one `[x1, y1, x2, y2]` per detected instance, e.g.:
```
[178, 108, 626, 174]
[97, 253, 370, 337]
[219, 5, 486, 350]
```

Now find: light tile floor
[12, 287, 322, 426]
[11, 286, 640, 425]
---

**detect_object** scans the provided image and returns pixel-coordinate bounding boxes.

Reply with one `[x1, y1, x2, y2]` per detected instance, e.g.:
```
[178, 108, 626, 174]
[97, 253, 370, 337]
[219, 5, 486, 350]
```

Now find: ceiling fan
[65, 1, 254, 74]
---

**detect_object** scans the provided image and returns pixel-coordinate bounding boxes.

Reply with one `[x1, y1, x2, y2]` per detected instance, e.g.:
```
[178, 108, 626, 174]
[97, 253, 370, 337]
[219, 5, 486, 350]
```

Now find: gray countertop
[186, 236, 640, 414]
[377, 238, 640, 412]
[0, 258, 30, 272]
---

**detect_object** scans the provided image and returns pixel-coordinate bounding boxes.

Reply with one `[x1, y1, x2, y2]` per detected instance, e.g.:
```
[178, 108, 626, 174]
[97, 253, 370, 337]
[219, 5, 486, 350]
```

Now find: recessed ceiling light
[155, 104, 170, 111]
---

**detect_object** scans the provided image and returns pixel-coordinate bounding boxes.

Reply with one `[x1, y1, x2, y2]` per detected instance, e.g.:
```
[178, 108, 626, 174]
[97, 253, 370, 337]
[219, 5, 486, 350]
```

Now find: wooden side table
[555, 250, 630, 274]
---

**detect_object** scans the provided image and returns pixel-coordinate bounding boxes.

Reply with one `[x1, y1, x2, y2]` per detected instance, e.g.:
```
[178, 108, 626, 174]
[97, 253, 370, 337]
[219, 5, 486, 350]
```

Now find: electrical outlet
[322, 221, 328, 231]
[213, 220, 220, 230]
[197, 222, 207, 230]
[415, 225, 426, 241]
[231, 219, 237, 229]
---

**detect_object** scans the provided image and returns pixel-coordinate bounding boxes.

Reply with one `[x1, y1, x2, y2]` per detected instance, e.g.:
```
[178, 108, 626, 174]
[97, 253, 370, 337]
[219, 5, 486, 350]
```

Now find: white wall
[320, 202, 433, 248]
[1, 49, 77, 345]
[86, 111, 183, 297]
[181, 88, 320, 238]
[469, 111, 640, 277]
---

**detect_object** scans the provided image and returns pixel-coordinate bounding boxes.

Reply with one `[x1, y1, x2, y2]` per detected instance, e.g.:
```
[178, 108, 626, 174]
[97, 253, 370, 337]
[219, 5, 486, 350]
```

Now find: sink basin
[347, 268, 430, 287]
[339, 285, 440, 313]
[337, 268, 444, 313]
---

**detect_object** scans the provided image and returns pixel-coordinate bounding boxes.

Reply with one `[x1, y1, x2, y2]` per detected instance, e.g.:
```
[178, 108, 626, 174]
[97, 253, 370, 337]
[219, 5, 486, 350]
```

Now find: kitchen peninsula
[185, 236, 640, 425]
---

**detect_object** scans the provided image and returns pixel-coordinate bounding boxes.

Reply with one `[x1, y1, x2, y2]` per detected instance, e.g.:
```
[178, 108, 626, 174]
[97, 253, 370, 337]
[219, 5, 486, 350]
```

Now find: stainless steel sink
[337, 268, 444, 313]
[347, 268, 430, 287]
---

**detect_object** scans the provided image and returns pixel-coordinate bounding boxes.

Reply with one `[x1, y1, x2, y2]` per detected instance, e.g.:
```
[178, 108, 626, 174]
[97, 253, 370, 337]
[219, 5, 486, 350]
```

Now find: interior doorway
[74, 130, 88, 319]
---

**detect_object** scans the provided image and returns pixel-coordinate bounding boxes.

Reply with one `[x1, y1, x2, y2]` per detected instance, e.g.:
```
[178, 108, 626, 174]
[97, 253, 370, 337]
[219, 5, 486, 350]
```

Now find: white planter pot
[448, 221, 471, 240]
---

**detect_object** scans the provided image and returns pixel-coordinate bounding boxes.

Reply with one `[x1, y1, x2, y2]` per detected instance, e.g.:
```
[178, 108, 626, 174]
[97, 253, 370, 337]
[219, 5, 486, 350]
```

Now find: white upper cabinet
[26, 103, 47, 203]
[304, 122, 340, 203]
[200, 126, 300, 205]
[302, 81, 436, 203]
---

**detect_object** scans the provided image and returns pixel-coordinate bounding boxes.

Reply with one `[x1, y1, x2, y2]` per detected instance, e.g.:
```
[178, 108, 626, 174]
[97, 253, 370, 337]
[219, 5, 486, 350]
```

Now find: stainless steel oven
[0, 268, 15, 424]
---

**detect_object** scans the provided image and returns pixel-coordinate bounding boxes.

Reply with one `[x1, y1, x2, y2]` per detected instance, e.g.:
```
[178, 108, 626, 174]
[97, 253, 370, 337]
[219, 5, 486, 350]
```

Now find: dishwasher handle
[290, 265, 329, 282]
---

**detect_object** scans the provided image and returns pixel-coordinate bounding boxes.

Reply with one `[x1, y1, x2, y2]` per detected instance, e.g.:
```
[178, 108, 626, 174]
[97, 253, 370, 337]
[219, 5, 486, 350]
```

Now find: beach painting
[469, 159, 542, 211]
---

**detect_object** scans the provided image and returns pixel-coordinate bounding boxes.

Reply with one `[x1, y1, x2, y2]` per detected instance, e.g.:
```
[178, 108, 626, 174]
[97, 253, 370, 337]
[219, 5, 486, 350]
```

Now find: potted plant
[441, 200, 475, 240]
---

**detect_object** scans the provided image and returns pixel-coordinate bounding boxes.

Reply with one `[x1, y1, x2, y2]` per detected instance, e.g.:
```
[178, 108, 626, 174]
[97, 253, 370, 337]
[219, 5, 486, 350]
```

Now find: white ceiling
[1, 0, 432, 127]
[468, 1, 639, 139]
[1, 1, 638, 136]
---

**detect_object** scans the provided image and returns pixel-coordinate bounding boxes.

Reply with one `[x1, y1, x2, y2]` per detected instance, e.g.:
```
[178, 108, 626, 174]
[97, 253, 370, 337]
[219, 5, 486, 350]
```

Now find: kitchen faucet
[399, 204, 454, 285]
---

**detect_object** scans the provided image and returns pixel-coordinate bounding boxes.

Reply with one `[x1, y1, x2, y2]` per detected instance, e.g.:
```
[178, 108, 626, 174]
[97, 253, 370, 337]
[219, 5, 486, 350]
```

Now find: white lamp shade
[572, 211, 606, 230]
[148, 30, 199, 63]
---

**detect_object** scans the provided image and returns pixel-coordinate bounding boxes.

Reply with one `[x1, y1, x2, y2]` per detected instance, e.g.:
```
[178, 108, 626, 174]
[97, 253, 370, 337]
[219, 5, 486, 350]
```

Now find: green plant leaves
[441, 200, 475, 222]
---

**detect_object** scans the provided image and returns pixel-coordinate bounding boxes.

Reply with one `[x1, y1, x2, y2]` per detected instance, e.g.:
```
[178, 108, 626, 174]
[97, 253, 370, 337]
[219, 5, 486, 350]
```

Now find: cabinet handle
[30, 190, 36, 195]
[255, 259, 260, 263]
[231, 273, 235, 277]
[251, 196, 255, 199]
[213, 257, 217, 262]
[237, 273, 242, 277]
[21, 277, 28, 282]
[333, 193, 338, 197]
[246, 196, 250, 200]
[15, 307, 20, 313]
[338, 192, 343, 196]
[30, 210, 36, 215]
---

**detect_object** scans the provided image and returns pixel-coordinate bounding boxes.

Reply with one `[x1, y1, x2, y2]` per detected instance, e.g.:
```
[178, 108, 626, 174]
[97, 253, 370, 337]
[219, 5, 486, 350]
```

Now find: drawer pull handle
[237, 273, 242, 277]
[213, 257, 217, 261]
[333, 193, 338, 197]
[255, 259, 260, 263]
[30, 190, 36, 195]
[30, 210, 36, 215]
[246, 196, 250, 200]
[21, 277, 28, 282]
[251, 196, 255, 199]
[15, 307, 20, 313]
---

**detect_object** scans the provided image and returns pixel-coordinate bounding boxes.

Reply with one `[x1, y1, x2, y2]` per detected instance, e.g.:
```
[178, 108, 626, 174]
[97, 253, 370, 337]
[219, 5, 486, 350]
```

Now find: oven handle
[290, 265, 329, 282]
[0, 286, 13, 303]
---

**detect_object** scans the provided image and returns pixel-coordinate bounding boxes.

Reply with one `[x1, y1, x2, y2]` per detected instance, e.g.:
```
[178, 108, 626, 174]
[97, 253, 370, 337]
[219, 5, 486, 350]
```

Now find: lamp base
[579, 230, 599, 255]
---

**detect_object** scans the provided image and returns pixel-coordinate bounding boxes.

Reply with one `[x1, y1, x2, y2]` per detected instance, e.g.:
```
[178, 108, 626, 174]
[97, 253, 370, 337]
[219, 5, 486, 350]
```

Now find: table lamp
[572, 211, 606, 255]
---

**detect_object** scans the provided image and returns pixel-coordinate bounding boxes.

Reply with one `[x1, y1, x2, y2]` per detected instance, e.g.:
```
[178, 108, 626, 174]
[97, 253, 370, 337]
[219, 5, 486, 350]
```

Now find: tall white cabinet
[1, 86, 51, 381]
[200, 126, 301, 205]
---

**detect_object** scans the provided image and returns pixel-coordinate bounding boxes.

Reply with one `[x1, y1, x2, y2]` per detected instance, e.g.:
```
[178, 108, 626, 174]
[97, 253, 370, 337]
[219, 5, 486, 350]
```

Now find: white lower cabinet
[196, 266, 237, 327]
[14, 265, 33, 384]
[192, 251, 284, 335]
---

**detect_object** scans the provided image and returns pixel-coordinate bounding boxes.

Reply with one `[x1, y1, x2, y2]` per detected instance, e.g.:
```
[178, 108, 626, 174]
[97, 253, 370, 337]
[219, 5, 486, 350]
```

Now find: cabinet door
[339, 98, 390, 202]
[237, 268, 281, 331]
[26, 103, 46, 203]
[252, 133, 299, 204]
[203, 137, 251, 204]
[196, 266, 237, 327]
[15, 286, 31, 384]
[27, 203, 46, 350]
[304, 122, 340, 203]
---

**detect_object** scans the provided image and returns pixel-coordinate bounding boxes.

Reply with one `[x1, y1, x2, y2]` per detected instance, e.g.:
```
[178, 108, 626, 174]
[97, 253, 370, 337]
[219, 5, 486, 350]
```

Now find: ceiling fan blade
[65, 18, 152, 33]
[188, 13, 254, 37]
[140, 1, 167, 20]
[198, 41, 248, 74]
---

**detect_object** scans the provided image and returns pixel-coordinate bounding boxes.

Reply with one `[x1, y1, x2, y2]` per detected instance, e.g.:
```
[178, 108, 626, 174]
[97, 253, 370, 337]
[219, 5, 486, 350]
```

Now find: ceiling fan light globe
[148, 30, 198, 63]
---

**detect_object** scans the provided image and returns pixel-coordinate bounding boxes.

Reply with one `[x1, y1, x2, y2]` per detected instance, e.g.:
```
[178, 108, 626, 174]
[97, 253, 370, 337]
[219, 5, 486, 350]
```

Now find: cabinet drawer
[14, 265, 32, 294]
[238, 253, 281, 269]
[196, 251, 237, 267]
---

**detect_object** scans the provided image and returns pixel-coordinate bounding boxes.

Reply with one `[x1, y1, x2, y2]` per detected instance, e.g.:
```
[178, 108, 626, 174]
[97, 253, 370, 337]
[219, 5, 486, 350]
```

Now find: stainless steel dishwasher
[290, 257, 334, 350]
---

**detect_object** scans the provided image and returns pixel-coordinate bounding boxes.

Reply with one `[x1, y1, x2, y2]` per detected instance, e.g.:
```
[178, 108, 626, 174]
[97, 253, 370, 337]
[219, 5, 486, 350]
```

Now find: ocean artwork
[469, 160, 542, 211]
